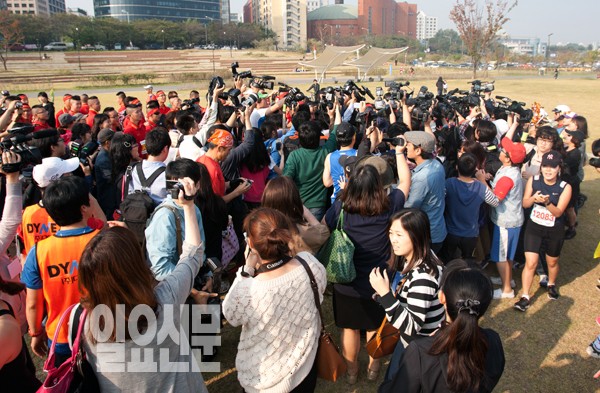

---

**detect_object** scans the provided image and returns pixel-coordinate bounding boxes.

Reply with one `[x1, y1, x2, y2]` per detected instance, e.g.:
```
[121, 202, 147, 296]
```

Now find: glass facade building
[94, 0, 220, 22]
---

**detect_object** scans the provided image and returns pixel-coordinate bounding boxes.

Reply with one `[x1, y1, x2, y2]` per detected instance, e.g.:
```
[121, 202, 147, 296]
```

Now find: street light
[205, 16, 215, 73]
[122, 10, 131, 47]
[121, 9, 130, 24]
[161, 29, 165, 49]
[75, 27, 81, 70]
[546, 33, 554, 64]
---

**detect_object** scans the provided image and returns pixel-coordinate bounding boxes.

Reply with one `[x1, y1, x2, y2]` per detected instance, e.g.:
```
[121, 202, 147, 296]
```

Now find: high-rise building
[307, 0, 327, 13]
[94, 0, 220, 22]
[245, 0, 307, 49]
[5, 0, 65, 15]
[416, 10, 437, 41]
[220, 0, 230, 23]
[357, 0, 416, 38]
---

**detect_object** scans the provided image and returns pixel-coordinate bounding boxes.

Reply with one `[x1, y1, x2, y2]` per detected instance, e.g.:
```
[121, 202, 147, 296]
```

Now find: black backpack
[119, 163, 165, 244]
[283, 134, 300, 160]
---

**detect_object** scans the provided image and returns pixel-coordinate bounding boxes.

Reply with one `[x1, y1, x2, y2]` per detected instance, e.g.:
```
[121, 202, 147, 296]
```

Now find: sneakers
[547, 285, 559, 300]
[493, 288, 515, 299]
[539, 274, 549, 288]
[586, 344, 600, 359]
[514, 296, 531, 312]
[564, 227, 577, 240]
[490, 276, 516, 288]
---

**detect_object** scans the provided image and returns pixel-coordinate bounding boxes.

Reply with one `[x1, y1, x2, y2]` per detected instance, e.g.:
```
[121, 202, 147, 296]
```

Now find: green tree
[428, 29, 463, 55]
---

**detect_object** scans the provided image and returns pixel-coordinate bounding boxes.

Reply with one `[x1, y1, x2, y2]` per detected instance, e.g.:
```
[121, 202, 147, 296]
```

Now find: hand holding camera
[0, 150, 22, 181]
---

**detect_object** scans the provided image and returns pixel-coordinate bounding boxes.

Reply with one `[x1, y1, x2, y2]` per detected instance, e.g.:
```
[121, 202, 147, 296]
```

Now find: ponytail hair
[244, 207, 297, 261]
[0, 275, 26, 296]
[429, 259, 493, 392]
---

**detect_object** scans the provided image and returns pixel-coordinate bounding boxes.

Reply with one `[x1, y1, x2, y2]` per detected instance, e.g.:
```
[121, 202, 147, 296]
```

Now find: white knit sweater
[223, 252, 326, 393]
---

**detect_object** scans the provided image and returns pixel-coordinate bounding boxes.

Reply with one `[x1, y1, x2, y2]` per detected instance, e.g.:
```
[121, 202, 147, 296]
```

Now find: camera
[470, 80, 495, 94]
[207, 76, 225, 102]
[240, 93, 259, 109]
[231, 61, 254, 79]
[15, 102, 23, 109]
[0, 125, 44, 172]
[284, 87, 306, 107]
[1, 90, 9, 97]
[382, 137, 405, 147]
[70, 141, 98, 166]
[166, 180, 185, 199]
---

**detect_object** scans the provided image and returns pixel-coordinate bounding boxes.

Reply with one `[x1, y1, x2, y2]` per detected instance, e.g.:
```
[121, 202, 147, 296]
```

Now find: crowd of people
[0, 72, 597, 392]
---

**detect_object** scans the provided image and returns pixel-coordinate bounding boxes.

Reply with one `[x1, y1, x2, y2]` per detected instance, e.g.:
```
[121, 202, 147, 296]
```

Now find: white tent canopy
[344, 46, 408, 80]
[298, 44, 365, 82]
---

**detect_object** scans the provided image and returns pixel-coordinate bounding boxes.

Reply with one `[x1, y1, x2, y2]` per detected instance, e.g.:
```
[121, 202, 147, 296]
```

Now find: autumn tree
[0, 11, 24, 71]
[449, 0, 517, 78]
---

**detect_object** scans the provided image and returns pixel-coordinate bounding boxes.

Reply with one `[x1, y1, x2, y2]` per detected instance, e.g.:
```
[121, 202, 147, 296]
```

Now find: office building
[244, 0, 307, 49]
[94, 0, 220, 22]
[357, 0, 417, 38]
[416, 10, 437, 41]
[5, 0, 65, 15]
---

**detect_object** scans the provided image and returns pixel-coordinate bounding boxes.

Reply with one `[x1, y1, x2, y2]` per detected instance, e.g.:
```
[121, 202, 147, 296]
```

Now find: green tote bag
[317, 208, 356, 283]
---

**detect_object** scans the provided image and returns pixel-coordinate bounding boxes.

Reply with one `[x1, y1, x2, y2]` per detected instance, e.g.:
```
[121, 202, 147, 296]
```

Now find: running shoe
[493, 288, 515, 299]
[490, 276, 516, 288]
[539, 274, 548, 288]
[547, 285, 559, 300]
[514, 296, 530, 312]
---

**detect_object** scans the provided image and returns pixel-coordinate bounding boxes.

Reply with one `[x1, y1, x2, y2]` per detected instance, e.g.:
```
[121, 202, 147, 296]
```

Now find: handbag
[365, 273, 408, 359]
[317, 208, 356, 284]
[221, 215, 240, 266]
[296, 255, 347, 382]
[38, 304, 100, 393]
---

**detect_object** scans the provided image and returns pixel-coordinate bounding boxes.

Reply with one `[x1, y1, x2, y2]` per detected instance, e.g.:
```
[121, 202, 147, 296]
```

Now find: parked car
[24, 44, 39, 51]
[9, 43, 26, 51]
[125, 46, 140, 50]
[43, 42, 68, 51]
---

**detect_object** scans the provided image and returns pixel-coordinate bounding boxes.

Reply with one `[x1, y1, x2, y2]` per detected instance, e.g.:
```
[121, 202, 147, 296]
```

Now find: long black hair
[429, 259, 493, 392]
[240, 128, 270, 173]
[390, 209, 442, 278]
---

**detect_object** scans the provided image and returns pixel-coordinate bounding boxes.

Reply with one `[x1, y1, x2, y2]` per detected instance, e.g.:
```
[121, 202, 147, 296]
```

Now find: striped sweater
[377, 264, 445, 348]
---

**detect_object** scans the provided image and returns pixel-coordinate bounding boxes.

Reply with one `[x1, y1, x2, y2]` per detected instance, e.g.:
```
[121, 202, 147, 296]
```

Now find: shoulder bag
[317, 207, 356, 283]
[296, 255, 347, 382]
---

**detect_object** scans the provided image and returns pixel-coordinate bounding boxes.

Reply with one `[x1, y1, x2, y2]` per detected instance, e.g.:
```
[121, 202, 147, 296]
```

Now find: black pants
[443, 234, 477, 262]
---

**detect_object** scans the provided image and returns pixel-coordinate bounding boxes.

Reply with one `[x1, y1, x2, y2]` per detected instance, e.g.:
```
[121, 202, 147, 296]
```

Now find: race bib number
[530, 204, 556, 227]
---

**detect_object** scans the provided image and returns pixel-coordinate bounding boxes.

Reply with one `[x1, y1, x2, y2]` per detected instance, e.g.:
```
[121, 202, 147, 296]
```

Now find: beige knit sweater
[223, 252, 326, 393]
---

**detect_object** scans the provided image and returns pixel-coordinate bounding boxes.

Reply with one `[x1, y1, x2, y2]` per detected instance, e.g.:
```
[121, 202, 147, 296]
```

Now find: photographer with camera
[0, 99, 24, 138]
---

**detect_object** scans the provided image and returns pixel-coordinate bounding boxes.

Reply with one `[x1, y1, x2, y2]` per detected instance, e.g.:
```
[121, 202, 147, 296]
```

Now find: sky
[67, 0, 599, 45]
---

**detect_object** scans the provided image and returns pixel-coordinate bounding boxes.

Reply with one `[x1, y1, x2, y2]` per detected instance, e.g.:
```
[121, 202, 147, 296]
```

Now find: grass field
[25, 72, 600, 392]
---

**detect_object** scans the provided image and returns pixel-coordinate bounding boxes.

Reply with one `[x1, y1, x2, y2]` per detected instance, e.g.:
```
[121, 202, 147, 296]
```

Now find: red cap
[501, 138, 526, 164]
[156, 90, 165, 97]
[147, 108, 160, 116]
[63, 94, 72, 102]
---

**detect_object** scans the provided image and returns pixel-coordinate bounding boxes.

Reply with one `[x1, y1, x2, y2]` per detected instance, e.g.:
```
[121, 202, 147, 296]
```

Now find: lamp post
[546, 32, 553, 64]
[122, 10, 131, 47]
[161, 29, 165, 49]
[205, 16, 215, 73]
[75, 27, 81, 70]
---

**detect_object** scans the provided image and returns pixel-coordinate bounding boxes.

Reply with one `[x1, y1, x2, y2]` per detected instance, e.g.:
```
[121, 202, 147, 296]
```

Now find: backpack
[283, 134, 300, 160]
[119, 163, 166, 244]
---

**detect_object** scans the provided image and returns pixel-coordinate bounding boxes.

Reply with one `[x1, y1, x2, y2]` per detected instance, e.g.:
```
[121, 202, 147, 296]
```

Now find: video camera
[406, 86, 434, 121]
[342, 80, 374, 102]
[250, 75, 276, 91]
[469, 80, 495, 95]
[231, 62, 253, 79]
[495, 96, 533, 123]
[0, 125, 45, 172]
[70, 141, 99, 166]
[284, 87, 306, 107]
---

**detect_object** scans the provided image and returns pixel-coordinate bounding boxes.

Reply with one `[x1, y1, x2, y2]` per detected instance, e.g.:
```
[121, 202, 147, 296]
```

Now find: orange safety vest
[36, 229, 99, 344]
[21, 203, 60, 254]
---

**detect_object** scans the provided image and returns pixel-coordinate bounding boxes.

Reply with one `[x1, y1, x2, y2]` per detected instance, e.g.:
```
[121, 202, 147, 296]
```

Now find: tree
[449, 0, 517, 78]
[0, 11, 24, 71]
[428, 29, 463, 55]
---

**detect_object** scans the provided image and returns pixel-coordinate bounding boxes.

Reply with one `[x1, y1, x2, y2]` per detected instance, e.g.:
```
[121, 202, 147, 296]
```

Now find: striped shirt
[377, 264, 445, 348]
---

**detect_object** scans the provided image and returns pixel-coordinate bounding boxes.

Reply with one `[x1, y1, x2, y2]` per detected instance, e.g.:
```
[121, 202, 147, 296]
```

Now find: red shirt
[80, 104, 89, 115]
[123, 120, 148, 158]
[197, 155, 225, 197]
[86, 109, 97, 128]
[55, 108, 67, 127]
[158, 105, 170, 115]
[32, 121, 50, 132]
[147, 94, 157, 103]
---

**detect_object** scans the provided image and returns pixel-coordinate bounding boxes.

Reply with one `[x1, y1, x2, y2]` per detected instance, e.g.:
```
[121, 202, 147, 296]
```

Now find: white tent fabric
[344, 46, 408, 80]
[298, 44, 365, 82]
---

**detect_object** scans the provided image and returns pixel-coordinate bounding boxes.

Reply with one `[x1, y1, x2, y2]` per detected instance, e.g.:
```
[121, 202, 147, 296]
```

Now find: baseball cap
[98, 128, 115, 144]
[207, 129, 234, 148]
[564, 129, 584, 143]
[552, 105, 570, 114]
[541, 150, 562, 167]
[144, 84, 153, 90]
[73, 113, 87, 122]
[335, 122, 356, 138]
[404, 131, 435, 153]
[355, 155, 394, 188]
[33, 157, 80, 188]
[338, 154, 358, 176]
[500, 137, 526, 164]
[563, 111, 577, 119]
[58, 113, 76, 126]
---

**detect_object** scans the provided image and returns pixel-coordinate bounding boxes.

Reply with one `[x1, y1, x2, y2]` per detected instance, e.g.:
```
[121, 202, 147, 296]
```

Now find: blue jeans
[383, 339, 406, 383]
[308, 207, 326, 222]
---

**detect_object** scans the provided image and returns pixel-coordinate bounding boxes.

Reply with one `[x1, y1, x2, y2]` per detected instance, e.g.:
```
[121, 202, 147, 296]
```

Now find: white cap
[493, 119, 509, 137]
[33, 157, 80, 188]
[552, 104, 570, 114]
[144, 84, 153, 90]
